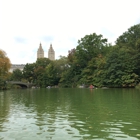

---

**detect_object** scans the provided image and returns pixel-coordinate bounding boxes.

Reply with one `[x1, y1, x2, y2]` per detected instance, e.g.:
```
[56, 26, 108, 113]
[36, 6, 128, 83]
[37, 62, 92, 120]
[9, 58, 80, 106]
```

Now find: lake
[0, 88, 140, 140]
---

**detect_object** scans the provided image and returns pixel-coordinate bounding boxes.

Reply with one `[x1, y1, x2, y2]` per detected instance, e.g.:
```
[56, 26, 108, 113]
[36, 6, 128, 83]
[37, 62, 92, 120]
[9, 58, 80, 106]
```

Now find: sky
[0, 0, 140, 64]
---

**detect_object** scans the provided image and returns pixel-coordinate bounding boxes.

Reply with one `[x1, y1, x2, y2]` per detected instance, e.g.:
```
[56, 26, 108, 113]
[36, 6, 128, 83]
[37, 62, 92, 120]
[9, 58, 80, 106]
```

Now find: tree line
[0, 23, 140, 89]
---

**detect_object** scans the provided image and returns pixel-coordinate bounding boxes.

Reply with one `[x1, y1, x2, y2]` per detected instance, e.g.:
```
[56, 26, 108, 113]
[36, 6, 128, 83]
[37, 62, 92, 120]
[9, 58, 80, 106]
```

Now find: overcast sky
[0, 0, 140, 64]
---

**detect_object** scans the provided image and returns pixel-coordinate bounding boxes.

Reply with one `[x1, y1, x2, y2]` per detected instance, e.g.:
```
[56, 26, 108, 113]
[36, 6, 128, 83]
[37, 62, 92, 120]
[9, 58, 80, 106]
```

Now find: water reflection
[0, 88, 140, 139]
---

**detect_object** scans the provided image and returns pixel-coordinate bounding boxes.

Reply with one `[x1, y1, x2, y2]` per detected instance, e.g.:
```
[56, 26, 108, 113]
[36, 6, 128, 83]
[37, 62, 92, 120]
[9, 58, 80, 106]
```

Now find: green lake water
[0, 88, 140, 140]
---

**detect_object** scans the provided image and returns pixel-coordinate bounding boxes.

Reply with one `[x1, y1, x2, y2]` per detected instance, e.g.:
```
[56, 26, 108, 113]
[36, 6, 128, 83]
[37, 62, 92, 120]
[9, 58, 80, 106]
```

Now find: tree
[32, 58, 51, 87]
[59, 68, 75, 87]
[23, 63, 36, 83]
[59, 33, 109, 87]
[116, 23, 140, 49]
[54, 56, 69, 77]
[0, 78, 6, 90]
[104, 46, 138, 87]
[116, 23, 140, 82]
[11, 69, 23, 81]
[0, 49, 11, 79]
[45, 63, 59, 86]
[36, 58, 51, 68]
[0, 49, 11, 89]
[34, 66, 45, 87]
[75, 33, 108, 68]
[67, 48, 76, 64]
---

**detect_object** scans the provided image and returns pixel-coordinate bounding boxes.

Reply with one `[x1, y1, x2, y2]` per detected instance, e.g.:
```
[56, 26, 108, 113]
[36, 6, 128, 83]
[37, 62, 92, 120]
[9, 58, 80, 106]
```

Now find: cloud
[14, 37, 27, 44]
[41, 36, 54, 42]
[0, 0, 140, 64]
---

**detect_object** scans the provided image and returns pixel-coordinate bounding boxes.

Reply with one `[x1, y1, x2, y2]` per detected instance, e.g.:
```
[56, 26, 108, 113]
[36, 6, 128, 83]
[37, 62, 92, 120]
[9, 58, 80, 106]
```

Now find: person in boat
[89, 84, 94, 89]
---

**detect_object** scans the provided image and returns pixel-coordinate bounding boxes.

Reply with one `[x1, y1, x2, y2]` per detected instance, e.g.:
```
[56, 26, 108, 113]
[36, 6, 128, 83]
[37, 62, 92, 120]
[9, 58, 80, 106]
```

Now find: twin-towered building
[10, 43, 55, 72]
[37, 43, 55, 60]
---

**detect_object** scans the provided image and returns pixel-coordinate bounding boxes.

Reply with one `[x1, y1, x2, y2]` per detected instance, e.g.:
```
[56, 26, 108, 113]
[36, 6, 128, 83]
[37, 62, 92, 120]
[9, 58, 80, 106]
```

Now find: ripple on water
[99, 120, 140, 140]
[1, 88, 140, 139]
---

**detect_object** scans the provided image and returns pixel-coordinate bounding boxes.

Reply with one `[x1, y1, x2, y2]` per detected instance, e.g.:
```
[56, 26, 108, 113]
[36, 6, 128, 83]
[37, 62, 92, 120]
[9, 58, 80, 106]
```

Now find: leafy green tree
[23, 63, 36, 83]
[53, 56, 69, 78]
[32, 58, 52, 87]
[34, 66, 45, 87]
[75, 33, 108, 68]
[116, 23, 140, 49]
[10, 69, 23, 81]
[45, 63, 59, 86]
[59, 69, 75, 87]
[79, 54, 107, 87]
[116, 23, 140, 83]
[104, 46, 138, 87]
[0, 78, 6, 90]
[134, 38, 140, 76]
[92, 55, 106, 87]
[22, 58, 52, 87]
[67, 48, 76, 64]
[58, 51, 79, 87]
[60, 33, 109, 87]
[36, 58, 51, 68]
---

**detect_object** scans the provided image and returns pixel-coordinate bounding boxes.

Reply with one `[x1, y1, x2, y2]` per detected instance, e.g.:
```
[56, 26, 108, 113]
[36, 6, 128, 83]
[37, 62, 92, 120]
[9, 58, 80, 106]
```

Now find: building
[48, 44, 55, 60]
[9, 64, 25, 72]
[37, 43, 55, 60]
[37, 43, 44, 58]
[9, 43, 55, 73]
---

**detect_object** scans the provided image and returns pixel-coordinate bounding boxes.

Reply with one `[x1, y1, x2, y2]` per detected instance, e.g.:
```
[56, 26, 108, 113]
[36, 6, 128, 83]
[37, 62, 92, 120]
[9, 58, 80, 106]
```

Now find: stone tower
[37, 43, 44, 59]
[48, 44, 55, 60]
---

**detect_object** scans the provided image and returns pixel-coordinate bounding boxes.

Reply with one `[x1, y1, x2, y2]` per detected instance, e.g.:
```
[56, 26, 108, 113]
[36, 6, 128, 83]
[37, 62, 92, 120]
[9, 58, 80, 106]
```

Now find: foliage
[0, 78, 6, 90]
[45, 63, 59, 86]
[115, 24, 140, 85]
[59, 33, 109, 87]
[22, 57, 68, 87]
[75, 33, 108, 68]
[104, 46, 138, 87]
[67, 48, 76, 64]
[53, 56, 69, 77]
[10, 69, 23, 81]
[36, 58, 51, 68]
[0, 49, 11, 89]
[116, 24, 140, 49]
[8, 23, 140, 88]
[22, 63, 36, 83]
[0, 50, 11, 78]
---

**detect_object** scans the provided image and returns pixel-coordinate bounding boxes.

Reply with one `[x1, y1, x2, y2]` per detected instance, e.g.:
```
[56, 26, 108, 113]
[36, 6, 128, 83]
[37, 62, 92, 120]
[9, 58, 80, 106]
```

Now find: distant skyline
[0, 0, 140, 64]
